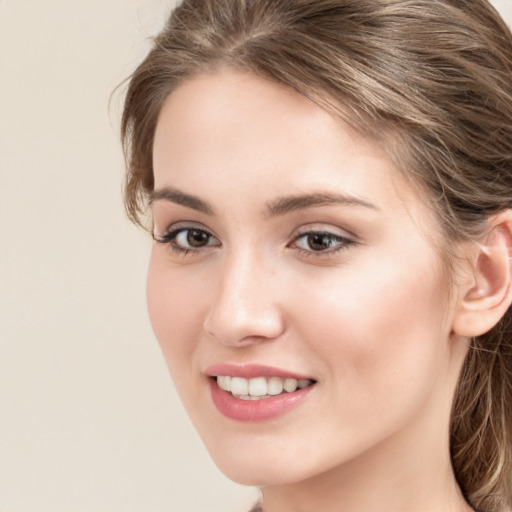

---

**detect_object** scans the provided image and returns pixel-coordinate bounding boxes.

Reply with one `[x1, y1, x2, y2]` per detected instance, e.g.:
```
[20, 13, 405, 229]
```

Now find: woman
[121, 1, 512, 511]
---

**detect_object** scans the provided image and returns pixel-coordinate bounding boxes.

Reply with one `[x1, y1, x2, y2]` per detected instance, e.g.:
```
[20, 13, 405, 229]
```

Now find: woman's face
[149, 70, 465, 486]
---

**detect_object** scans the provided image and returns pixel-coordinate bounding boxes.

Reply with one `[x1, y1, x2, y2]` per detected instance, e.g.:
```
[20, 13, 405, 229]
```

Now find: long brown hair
[121, 1, 512, 510]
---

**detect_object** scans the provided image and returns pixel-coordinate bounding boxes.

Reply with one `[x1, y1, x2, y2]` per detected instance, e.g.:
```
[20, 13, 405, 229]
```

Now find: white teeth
[283, 378, 298, 392]
[216, 375, 314, 399]
[267, 376, 284, 395]
[298, 379, 310, 389]
[230, 377, 248, 396]
[248, 377, 267, 397]
[217, 375, 231, 391]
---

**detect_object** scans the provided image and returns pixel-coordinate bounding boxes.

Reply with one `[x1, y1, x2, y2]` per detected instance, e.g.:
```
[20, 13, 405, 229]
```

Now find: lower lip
[209, 379, 314, 422]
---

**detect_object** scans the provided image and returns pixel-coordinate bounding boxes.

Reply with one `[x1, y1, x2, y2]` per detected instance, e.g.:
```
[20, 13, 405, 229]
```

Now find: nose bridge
[204, 245, 285, 346]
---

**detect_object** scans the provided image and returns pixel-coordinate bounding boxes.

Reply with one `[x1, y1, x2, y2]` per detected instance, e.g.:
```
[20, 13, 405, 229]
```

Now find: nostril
[203, 303, 286, 347]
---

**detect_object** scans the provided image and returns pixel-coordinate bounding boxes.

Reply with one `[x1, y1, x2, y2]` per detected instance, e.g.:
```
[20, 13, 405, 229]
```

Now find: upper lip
[204, 363, 315, 381]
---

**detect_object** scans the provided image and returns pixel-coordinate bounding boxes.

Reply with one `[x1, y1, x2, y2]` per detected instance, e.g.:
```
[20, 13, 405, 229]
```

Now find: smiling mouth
[215, 375, 316, 400]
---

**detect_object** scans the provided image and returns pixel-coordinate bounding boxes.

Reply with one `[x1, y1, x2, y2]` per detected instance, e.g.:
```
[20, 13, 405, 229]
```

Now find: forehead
[153, 70, 354, 174]
[152, 69, 435, 232]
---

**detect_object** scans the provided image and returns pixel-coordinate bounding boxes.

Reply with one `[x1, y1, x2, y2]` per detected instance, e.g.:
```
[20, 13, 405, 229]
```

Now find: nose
[203, 251, 286, 347]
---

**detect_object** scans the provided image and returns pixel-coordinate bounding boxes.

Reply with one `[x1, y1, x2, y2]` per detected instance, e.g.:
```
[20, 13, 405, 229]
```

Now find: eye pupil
[187, 229, 209, 247]
[308, 233, 332, 251]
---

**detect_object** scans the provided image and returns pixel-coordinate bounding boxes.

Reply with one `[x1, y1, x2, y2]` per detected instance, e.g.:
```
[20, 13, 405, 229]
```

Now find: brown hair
[121, 1, 512, 510]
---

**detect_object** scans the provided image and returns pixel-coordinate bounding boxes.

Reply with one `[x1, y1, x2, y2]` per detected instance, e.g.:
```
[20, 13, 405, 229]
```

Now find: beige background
[1, 1, 511, 511]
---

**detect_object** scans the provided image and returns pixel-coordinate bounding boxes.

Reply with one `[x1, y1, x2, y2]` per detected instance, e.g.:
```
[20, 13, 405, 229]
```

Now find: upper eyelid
[156, 226, 217, 240]
[153, 221, 216, 237]
[153, 221, 357, 244]
[291, 231, 352, 249]
[291, 223, 357, 241]
[294, 231, 348, 241]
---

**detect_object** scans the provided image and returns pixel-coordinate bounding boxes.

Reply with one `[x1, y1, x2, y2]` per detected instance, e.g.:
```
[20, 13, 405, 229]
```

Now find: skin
[148, 69, 476, 512]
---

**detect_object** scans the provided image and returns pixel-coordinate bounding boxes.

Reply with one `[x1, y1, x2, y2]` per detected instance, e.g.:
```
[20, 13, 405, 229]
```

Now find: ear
[452, 211, 512, 338]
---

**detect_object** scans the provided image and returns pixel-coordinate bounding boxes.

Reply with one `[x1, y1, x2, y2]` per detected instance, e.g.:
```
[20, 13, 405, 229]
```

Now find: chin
[200, 430, 354, 488]
[214, 457, 312, 487]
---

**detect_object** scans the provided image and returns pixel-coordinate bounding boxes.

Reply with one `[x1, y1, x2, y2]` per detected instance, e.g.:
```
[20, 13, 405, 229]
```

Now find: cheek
[146, 250, 207, 376]
[292, 250, 451, 404]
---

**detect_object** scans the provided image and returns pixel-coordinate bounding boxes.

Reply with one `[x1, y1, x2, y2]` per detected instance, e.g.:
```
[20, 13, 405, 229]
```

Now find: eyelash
[153, 227, 219, 256]
[153, 226, 355, 258]
[292, 231, 355, 258]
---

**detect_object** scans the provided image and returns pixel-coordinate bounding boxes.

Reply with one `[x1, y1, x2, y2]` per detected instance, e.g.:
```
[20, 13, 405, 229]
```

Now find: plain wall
[1, 1, 511, 511]
[0, 1, 256, 511]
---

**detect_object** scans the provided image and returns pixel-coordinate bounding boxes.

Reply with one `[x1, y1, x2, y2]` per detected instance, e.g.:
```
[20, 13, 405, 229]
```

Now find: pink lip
[205, 363, 313, 380]
[205, 364, 316, 422]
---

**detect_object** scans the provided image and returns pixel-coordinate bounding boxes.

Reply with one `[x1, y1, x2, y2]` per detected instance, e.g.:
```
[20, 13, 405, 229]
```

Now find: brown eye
[291, 230, 355, 257]
[306, 233, 337, 251]
[154, 226, 220, 253]
[297, 232, 343, 251]
[187, 229, 211, 247]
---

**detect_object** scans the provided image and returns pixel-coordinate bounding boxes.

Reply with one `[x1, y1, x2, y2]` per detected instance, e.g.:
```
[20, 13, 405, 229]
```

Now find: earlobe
[452, 211, 512, 338]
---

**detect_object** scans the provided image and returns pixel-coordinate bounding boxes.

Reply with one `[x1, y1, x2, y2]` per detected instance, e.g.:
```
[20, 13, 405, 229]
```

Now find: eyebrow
[149, 186, 378, 216]
[265, 192, 379, 217]
[149, 187, 215, 215]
